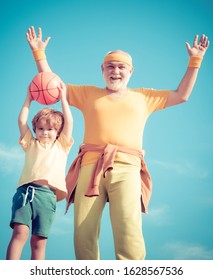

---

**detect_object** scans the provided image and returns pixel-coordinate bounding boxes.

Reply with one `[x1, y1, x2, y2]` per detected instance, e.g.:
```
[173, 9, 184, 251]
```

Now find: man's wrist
[188, 56, 203, 68]
[32, 49, 46, 61]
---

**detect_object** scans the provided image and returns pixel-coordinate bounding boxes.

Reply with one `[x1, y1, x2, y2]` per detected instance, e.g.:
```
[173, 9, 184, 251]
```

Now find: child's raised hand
[26, 26, 51, 51]
[58, 82, 67, 100]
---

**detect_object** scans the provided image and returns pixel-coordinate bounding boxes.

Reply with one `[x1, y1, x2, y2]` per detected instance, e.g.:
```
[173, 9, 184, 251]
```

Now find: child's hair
[32, 108, 64, 137]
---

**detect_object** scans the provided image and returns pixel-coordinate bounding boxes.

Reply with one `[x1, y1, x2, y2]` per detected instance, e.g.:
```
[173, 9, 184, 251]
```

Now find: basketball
[29, 72, 63, 105]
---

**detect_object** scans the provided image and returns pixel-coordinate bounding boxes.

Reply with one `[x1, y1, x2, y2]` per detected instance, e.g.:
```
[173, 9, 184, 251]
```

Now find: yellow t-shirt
[67, 85, 168, 166]
[18, 129, 73, 201]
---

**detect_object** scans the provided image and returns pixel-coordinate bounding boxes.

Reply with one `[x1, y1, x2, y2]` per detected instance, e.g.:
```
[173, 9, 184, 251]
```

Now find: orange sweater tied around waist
[65, 143, 152, 213]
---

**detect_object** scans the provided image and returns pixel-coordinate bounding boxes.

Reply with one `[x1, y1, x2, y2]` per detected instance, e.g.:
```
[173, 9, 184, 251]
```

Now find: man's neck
[106, 87, 128, 98]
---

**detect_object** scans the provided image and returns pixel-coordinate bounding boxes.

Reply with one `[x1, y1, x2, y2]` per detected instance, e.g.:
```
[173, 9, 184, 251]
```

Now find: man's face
[102, 61, 133, 91]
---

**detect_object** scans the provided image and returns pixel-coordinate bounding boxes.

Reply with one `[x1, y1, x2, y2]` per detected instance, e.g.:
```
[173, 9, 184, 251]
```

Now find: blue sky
[0, 0, 212, 260]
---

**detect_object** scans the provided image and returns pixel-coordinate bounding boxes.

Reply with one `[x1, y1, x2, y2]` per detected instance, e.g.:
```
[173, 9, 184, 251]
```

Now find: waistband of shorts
[19, 183, 56, 194]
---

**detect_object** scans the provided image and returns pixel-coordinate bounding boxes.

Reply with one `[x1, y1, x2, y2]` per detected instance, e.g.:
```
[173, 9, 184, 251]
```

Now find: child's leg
[6, 223, 29, 260]
[30, 185, 56, 260]
[30, 235, 47, 260]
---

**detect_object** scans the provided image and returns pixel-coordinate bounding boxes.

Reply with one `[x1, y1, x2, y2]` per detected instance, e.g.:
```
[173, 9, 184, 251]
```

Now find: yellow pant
[74, 162, 146, 260]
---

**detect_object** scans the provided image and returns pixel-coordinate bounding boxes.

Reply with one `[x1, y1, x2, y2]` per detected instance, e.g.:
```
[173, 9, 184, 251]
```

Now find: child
[6, 83, 73, 260]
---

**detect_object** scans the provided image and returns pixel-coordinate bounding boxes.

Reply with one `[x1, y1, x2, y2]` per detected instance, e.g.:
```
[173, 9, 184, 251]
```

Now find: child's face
[35, 119, 58, 144]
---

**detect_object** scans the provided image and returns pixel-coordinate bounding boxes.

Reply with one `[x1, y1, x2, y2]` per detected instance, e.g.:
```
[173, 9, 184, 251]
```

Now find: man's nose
[113, 67, 119, 73]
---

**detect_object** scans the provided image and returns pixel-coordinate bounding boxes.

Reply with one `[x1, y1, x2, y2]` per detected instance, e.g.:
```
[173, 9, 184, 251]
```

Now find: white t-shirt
[18, 129, 73, 201]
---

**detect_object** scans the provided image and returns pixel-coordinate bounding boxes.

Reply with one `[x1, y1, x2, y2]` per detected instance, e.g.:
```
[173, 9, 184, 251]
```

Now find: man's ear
[130, 66, 134, 75]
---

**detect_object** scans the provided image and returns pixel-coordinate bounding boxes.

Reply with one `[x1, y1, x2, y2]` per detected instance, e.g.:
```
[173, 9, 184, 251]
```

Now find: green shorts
[10, 183, 56, 238]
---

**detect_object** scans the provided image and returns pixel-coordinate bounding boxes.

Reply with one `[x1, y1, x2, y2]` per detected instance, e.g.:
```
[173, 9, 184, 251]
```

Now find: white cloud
[0, 144, 24, 174]
[164, 241, 213, 260]
[150, 159, 210, 179]
[144, 205, 170, 226]
[149, 206, 169, 217]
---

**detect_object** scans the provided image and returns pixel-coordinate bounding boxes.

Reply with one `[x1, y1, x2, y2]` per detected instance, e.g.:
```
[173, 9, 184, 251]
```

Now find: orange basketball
[29, 72, 63, 105]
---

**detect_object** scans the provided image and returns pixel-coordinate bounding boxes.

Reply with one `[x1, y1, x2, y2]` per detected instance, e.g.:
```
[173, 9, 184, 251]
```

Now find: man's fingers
[193, 34, 199, 47]
[38, 27, 42, 39]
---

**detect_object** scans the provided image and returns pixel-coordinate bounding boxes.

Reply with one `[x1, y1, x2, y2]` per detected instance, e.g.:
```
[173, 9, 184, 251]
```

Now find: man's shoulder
[130, 87, 168, 96]
[129, 87, 151, 94]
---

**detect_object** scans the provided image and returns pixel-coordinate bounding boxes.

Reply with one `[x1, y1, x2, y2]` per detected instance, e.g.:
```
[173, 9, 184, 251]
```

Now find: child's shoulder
[56, 132, 74, 153]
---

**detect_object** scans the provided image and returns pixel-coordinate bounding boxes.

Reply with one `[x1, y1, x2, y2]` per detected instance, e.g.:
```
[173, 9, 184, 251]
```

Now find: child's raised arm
[60, 83, 73, 141]
[18, 90, 32, 139]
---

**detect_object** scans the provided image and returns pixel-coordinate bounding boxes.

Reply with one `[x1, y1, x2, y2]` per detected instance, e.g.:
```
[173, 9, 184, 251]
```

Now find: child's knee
[30, 234, 47, 249]
[12, 223, 29, 243]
